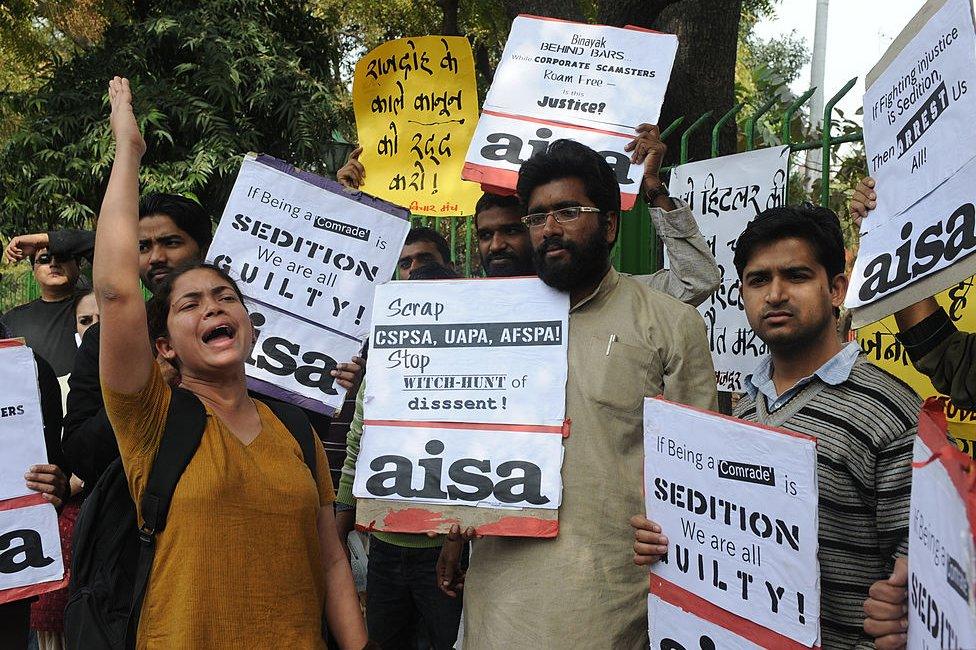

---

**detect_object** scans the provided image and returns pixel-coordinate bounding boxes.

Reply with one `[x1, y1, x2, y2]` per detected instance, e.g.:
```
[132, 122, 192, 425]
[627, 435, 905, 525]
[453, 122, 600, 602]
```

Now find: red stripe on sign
[0, 576, 68, 606]
[650, 575, 819, 649]
[363, 420, 565, 434]
[461, 163, 519, 191]
[650, 396, 818, 443]
[623, 23, 668, 35]
[357, 506, 559, 538]
[0, 493, 48, 512]
[0, 338, 25, 349]
[480, 109, 635, 139]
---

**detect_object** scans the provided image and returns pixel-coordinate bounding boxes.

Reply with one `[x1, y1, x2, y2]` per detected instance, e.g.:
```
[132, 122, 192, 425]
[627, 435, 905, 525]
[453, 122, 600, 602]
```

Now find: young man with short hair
[397, 227, 453, 279]
[632, 205, 919, 649]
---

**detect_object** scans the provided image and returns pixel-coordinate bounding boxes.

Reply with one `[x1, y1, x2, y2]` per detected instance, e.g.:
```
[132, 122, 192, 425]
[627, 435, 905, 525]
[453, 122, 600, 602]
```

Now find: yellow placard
[857, 276, 976, 457]
[353, 36, 481, 217]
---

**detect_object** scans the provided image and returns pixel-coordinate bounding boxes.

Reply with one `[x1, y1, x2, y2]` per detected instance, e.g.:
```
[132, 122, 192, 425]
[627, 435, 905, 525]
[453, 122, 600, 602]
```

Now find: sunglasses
[33, 252, 73, 266]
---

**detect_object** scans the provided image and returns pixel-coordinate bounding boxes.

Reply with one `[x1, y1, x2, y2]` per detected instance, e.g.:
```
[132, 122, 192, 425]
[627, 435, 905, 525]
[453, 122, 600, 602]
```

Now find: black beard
[532, 229, 610, 292]
[482, 252, 535, 278]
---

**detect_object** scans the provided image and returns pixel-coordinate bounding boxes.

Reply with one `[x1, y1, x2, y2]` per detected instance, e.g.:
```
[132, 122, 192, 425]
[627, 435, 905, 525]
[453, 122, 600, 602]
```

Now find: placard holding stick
[209, 154, 411, 413]
[644, 398, 820, 648]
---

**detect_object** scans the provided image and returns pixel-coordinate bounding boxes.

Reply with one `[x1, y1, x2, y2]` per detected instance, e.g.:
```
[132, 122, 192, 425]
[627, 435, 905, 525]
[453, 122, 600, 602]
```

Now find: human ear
[155, 336, 177, 362]
[829, 273, 849, 308]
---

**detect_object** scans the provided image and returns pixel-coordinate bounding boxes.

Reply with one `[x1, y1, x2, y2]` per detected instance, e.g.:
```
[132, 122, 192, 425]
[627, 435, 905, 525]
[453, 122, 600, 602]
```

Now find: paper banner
[354, 36, 482, 217]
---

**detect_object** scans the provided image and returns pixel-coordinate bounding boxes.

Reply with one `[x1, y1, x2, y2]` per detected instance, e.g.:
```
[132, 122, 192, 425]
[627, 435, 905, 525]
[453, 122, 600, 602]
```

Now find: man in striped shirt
[633, 204, 919, 648]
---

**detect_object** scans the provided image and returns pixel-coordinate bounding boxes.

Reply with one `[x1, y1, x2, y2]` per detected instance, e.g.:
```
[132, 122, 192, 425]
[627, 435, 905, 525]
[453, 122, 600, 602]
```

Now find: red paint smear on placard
[356, 507, 558, 538]
[0, 576, 68, 606]
[650, 575, 818, 649]
[474, 516, 559, 538]
[379, 508, 461, 533]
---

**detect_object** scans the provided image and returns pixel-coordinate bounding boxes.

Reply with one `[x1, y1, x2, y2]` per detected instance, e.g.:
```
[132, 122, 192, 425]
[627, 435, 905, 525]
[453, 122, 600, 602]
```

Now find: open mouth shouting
[201, 322, 237, 348]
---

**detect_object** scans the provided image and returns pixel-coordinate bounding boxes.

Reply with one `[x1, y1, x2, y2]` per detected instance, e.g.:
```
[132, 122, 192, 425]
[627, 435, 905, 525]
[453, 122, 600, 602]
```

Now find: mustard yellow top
[103, 363, 335, 649]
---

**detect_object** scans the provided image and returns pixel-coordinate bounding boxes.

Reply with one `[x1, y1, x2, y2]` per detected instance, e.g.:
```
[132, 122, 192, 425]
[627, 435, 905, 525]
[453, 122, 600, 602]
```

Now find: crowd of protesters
[0, 72, 970, 650]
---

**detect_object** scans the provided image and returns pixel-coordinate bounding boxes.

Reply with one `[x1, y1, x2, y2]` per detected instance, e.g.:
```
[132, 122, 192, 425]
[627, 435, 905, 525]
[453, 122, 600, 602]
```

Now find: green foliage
[0, 0, 345, 236]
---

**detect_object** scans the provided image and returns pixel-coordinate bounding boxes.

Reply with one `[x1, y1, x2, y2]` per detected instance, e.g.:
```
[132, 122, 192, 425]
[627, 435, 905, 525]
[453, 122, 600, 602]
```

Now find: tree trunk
[600, 0, 743, 164]
[438, 0, 461, 36]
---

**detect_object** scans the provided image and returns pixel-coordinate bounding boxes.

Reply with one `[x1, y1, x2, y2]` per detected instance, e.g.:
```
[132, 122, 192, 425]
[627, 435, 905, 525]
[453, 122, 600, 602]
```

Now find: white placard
[352, 422, 564, 509]
[644, 398, 820, 646]
[208, 154, 410, 412]
[364, 277, 569, 426]
[862, 0, 976, 226]
[908, 436, 976, 650]
[846, 153, 976, 322]
[484, 16, 678, 130]
[245, 304, 364, 412]
[666, 147, 790, 390]
[648, 594, 763, 650]
[463, 110, 645, 210]
[0, 345, 49, 501]
[0, 503, 64, 597]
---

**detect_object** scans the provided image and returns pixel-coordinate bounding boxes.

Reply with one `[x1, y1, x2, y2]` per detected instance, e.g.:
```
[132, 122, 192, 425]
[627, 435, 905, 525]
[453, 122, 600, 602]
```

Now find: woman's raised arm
[94, 77, 153, 394]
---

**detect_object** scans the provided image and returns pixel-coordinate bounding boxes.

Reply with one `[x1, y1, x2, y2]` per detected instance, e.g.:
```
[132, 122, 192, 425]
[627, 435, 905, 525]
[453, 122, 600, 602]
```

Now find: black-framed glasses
[521, 206, 601, 228]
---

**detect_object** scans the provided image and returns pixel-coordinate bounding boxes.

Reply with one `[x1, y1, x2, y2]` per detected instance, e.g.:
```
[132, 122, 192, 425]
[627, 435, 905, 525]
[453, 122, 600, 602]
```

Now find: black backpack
[64, 387, 317, 650]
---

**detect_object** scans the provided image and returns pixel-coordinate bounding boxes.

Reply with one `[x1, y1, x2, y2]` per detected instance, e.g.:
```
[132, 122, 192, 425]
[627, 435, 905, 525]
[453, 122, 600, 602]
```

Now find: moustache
[485, 250, 517, 264]
[537, 237, 572, 255]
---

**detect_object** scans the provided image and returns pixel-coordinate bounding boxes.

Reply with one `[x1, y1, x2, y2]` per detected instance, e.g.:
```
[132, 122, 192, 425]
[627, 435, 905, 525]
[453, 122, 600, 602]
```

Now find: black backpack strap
[126, 387, 207, 650]
[263, 399, 317, 479]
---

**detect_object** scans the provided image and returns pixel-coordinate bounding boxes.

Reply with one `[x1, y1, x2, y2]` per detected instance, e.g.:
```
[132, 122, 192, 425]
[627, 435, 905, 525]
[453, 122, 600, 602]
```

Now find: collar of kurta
[569, 267, 619, 313]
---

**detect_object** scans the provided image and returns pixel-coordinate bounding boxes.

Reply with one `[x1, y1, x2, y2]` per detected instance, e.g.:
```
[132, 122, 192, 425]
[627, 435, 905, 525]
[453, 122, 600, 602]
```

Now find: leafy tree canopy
[0, 0, 344, 236]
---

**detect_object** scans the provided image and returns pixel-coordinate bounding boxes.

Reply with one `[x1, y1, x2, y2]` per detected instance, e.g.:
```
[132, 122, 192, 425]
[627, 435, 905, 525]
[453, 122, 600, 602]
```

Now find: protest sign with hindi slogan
[353, 277, 570, 536]
[857, 276, 976, 454]
[667, 146, 790, 392]
[464, 15, 677, 210]
[644, 398, 820, 648]
[907, 399, 976, 650]
[848, 0, 976, 327]
[353, 36, 481, 217]
[208, 154, 411, 414]
[0, 340, 66, 605]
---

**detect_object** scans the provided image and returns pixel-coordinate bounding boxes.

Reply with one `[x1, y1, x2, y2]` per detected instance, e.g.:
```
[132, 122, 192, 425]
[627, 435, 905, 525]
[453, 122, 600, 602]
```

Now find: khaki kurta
[462, 268, 717, 649]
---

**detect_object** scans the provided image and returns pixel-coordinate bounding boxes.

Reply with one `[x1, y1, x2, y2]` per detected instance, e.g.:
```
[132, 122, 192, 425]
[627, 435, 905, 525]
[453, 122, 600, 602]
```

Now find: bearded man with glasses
[439, 138, 718, 649]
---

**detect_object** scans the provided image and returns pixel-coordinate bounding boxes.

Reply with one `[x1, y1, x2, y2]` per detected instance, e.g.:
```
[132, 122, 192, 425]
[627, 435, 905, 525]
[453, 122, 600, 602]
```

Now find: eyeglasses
[521, 206, 602, 228]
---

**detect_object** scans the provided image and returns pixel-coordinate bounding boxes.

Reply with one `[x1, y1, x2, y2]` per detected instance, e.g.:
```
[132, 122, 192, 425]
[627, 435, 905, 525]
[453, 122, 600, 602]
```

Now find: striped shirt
[735, 354, 919, 649]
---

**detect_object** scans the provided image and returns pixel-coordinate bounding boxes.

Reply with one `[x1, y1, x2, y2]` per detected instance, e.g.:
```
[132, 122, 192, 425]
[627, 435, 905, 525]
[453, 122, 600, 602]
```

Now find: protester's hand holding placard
[464, 15, 677, 210]
[353, 36, 481, 217]
[208, 154, 411, 414]
[667, 146, 790, 391]
[848, 0, 976, 327]
[644, 398, 820, 648]
[0, 341, 66, 605]
[354, 277, 570, 537]
[907, 399, 976, 650]
[857, 276, 976, 451]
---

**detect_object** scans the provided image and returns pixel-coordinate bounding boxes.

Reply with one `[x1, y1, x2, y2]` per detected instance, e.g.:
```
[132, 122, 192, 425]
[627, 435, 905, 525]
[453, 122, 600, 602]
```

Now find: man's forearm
[894, 296, 940, 332]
